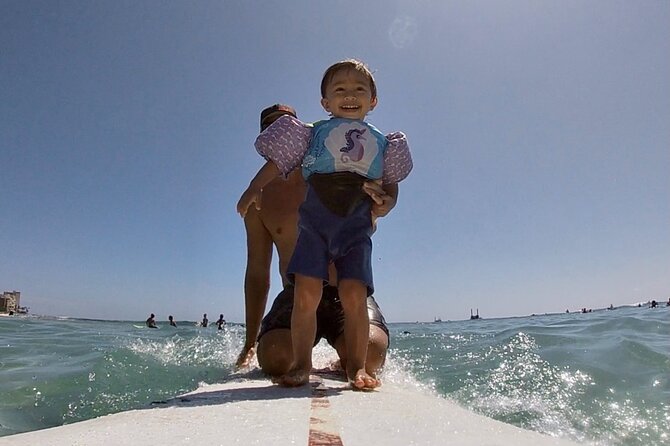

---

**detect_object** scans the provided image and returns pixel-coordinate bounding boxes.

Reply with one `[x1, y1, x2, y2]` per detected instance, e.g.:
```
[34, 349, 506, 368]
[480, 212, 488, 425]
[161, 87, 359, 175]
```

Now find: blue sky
[2, 0, 668, 322]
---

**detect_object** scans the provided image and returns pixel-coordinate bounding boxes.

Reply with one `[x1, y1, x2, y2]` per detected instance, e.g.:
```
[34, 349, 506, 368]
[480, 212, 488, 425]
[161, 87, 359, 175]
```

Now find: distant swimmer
[201, 313, 209, 327]
[146, 313, 157, 328]
[216, 314, 226, 330]
[666, 298, 670, 307]
[650, 300, 658, 308]
[168, 315, 177, 327]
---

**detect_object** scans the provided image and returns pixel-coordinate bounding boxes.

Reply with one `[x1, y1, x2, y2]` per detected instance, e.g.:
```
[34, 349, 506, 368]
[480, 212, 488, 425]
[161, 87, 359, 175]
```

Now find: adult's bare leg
[365, 325, 389, 375]
[256, 328, 292, 376]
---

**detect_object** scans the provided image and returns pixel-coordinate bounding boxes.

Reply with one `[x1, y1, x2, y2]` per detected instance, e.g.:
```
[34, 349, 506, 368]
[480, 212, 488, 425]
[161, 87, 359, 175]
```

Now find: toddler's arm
[255, 114, 312, 176]
[382, 132, 413, 184]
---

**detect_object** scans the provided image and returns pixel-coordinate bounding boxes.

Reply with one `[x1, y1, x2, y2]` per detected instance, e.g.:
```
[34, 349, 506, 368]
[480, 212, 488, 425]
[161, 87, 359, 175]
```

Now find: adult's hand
[235, 344, 256, 369]
[363, 181, 397, 218]
[236, 187, 262, 218]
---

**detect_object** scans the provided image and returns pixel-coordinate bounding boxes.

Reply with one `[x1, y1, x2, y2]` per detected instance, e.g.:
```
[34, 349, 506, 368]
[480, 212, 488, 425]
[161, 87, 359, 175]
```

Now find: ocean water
[0, 306, 668, 445]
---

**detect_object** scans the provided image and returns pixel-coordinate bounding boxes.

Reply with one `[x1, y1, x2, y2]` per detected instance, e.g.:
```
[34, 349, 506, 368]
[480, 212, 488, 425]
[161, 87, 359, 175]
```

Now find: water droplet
[389, 16, 419, 49]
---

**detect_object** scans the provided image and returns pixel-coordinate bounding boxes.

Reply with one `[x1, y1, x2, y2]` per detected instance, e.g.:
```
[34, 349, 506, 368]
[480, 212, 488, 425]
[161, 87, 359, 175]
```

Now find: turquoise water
[0, 306, 668, 445]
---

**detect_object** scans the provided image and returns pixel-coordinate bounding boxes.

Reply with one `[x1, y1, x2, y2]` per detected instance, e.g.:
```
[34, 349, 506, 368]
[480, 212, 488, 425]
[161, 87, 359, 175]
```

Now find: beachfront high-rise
[0, 291, 22, 314]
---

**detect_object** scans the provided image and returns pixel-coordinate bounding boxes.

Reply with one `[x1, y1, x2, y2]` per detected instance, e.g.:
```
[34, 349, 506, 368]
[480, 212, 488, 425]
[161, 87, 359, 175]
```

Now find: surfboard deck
[0, 371, 581, 446]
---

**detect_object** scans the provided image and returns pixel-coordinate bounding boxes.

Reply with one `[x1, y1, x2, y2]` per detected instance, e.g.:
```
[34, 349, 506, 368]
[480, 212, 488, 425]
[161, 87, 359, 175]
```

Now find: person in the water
[216, 314, 226, 330]
[237, 59, 412, 389]
[145, 313, 157, 328]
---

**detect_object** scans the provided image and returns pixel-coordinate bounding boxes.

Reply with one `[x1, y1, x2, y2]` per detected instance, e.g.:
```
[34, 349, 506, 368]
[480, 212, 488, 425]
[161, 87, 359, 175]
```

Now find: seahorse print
[339, 128, 367, 163]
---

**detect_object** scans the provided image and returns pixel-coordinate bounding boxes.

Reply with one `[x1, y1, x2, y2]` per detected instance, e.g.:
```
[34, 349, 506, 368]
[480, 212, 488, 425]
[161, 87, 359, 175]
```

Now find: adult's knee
[366, 326, 389, 373]
[257, 329, 292, 376]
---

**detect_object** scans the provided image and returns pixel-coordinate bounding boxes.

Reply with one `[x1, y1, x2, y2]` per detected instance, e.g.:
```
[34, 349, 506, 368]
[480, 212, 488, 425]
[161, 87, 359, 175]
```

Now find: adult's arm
[235, 206, 274, 368]
[236, 161, 281, 217]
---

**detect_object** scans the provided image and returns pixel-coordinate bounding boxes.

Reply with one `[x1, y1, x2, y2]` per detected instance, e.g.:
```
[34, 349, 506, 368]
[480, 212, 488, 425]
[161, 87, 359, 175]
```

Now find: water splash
[389, 314, 670, 446]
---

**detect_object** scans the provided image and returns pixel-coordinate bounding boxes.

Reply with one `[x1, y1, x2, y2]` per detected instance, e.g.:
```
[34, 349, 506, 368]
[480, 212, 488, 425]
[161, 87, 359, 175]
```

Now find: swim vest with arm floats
[255, 114, 413, 216]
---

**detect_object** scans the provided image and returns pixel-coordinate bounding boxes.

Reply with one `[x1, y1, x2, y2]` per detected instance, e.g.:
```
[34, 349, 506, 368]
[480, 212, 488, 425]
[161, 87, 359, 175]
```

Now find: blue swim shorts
[287, 186, 374, 295]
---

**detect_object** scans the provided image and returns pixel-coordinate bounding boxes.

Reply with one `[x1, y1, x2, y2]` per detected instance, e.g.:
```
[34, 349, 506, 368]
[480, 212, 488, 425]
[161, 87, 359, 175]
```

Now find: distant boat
[470, 308, 480, 320]
[434, 317, 442, 323]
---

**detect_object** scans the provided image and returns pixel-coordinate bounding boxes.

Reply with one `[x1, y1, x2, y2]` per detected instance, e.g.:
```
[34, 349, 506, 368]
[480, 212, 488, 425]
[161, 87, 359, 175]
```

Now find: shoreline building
[0, 291, 22, 314]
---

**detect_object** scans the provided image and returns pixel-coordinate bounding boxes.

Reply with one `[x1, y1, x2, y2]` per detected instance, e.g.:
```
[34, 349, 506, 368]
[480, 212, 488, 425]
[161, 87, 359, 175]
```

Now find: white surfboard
[0, 370, 580, 446]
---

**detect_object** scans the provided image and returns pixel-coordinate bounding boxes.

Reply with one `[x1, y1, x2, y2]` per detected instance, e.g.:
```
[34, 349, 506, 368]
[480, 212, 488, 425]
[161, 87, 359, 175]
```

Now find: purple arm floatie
[254, 114, 311, 177]
[382, 131, 413, 184]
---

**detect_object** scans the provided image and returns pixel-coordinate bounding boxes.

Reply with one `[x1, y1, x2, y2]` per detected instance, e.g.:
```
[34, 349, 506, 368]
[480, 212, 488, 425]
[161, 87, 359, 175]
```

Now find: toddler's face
[321, 69, 377, 120]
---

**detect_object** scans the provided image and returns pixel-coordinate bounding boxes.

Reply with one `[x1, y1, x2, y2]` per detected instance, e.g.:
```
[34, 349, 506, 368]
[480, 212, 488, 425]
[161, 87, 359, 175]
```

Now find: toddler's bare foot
[348, 368, 380, 390]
